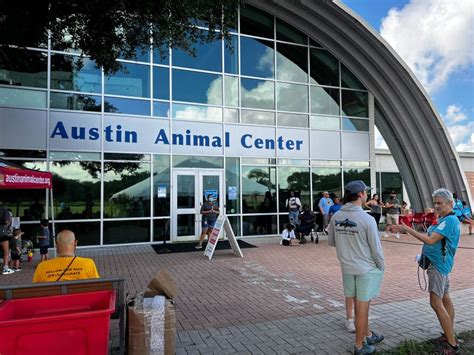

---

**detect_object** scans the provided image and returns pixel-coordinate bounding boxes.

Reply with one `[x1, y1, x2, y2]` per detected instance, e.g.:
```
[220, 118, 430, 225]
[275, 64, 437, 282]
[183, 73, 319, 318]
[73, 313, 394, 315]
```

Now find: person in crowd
[400, 201, 411, 216]
[9, 228, 22, 272]
[328, 196, 342, 221]
[0, 200, 14, 275]
[328, 180, 385, 354]
[281, 223, 296, 246]
[452, 193, 463, 220]
[195, 194, 219, 250]
[29, 198, 44, 220]
[460, 201, 472, 235]
[285, 191, 301, 226]
[365, 193, 383, 227]
[37, 219, 50, 262]
[318, 191, 334, 234]
[21, 208, 35, 221]
[33, 230, 100, 282]
[384, 191, 400, 238]
[399, 188, 461, 354]
[297, 204, 316, 241]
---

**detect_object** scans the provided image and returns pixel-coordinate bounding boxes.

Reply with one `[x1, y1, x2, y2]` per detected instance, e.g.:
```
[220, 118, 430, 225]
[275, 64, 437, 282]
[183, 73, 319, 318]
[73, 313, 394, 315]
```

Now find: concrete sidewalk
[1, 233, 473, 354]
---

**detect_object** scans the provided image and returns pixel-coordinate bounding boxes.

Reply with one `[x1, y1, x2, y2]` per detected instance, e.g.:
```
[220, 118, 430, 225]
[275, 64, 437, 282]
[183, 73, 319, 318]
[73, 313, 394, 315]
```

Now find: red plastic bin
[0, 290, 116, 355]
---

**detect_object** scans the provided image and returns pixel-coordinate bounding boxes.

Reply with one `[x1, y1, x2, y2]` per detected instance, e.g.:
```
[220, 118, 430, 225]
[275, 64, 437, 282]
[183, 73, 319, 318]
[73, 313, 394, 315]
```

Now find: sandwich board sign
[204, 214, 243, 260]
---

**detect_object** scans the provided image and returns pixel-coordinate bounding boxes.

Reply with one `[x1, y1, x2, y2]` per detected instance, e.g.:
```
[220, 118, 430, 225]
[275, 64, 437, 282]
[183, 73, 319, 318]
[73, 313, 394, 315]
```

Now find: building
[0, 2, 470, 246]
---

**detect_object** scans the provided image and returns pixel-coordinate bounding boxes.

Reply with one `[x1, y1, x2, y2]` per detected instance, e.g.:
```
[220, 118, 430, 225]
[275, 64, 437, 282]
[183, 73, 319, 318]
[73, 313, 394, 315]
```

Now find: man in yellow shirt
[33, 230, 100, 283]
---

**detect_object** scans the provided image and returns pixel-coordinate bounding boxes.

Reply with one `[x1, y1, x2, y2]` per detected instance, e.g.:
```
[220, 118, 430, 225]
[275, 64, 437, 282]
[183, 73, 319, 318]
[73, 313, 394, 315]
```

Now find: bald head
[56, 230, 77, 256]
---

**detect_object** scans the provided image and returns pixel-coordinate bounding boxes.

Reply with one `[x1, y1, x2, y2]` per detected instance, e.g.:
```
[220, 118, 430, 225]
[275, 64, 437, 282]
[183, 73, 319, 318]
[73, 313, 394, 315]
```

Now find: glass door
[172, 169, 223, 242]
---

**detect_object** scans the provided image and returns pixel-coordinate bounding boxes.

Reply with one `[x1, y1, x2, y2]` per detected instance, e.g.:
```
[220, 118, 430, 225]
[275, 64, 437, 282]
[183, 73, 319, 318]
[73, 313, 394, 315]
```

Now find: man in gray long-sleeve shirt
[328, 180, 385, 355]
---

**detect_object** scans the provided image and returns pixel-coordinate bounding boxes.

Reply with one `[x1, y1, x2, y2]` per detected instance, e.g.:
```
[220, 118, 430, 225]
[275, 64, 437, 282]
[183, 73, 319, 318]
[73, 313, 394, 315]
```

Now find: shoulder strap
[56, 256, 77, 282]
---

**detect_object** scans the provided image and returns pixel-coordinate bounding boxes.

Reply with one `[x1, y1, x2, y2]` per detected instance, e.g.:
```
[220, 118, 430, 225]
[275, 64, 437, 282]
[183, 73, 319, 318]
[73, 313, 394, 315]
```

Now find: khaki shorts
[386, 213, 399, 225]
[428, 265, 450, 298]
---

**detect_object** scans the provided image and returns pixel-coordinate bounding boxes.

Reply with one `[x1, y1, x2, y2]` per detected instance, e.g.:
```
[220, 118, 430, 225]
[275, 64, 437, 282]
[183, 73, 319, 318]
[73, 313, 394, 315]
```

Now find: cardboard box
[290, 239, 300, 246]
[128, 269, 177, 355]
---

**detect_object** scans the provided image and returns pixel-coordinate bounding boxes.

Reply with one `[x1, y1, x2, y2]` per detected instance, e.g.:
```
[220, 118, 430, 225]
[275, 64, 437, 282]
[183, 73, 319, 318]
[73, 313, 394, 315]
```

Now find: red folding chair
[423, 212, 437, 229]
[412, 213, 426, 231]
[399, 215, 413, 229]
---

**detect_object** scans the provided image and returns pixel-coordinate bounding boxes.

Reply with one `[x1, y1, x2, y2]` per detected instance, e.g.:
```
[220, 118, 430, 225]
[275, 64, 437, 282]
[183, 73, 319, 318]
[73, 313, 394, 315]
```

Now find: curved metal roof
[247, 0, 471, 210]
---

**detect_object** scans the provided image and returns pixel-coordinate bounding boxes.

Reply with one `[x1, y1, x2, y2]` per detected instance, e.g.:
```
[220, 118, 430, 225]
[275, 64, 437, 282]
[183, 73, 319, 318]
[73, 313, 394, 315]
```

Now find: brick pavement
[1, 233, 473, 354]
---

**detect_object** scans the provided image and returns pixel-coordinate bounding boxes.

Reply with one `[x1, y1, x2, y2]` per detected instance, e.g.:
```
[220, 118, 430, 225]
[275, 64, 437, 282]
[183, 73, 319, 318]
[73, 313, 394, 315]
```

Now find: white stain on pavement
[327, 299, 344, 308]
[312, 304, 324, 309]
[284, 294, 309, 304]
[309, 291, 322, 299]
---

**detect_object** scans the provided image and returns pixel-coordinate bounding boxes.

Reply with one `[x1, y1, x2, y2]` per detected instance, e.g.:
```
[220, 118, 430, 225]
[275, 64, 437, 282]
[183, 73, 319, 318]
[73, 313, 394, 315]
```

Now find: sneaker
[353, 342, 376, 354]
[195, 244, 203, 250]
[2, 268, 15, 275]
[345, 319, 356, 333]
[439, 342, 461, 354]
[13, 268, 22, 272]
[396, 233, 400, 239]
[366, 331, 385, 345]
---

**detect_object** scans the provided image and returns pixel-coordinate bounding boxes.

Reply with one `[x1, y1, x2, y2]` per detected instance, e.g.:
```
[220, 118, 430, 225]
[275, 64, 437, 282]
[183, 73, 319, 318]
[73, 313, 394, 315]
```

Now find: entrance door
[172, 169, 223, 242]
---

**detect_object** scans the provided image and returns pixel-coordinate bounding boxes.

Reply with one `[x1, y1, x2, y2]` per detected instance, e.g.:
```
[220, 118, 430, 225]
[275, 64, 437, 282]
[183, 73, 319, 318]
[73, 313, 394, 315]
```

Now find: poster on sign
[204, 214, 242, 260]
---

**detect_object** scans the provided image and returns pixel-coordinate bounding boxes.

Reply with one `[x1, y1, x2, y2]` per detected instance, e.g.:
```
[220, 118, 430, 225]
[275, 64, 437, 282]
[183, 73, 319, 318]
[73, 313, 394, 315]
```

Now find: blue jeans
[289, 210, 299, 226]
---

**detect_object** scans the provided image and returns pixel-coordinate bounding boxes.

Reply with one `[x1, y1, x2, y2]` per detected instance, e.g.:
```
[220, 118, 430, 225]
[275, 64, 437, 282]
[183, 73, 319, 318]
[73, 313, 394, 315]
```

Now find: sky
[341, 0, 474, 152]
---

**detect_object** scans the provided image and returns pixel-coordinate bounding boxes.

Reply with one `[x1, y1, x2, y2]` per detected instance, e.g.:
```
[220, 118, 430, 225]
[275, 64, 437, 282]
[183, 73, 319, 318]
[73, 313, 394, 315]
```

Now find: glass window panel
[50, 151, 100, 161]
[243, 215, 277, 236]
[0, 87, 46, 108]
[153, 218, 171, 242]
[310, 48, 339, 86]
[172, 69, 222, 105]
[380, 172, 402, 203]
[341, 63, 366, 90]
[0, 150, 46, 158]
[226, 157, 240, 214]
[0, 48, 47, 88]
[50, 92, 101, 112]
[153, 101, 170, 118]
[277, 83, 308, 113]
[242, 158, 276, 165]
[240, 5, 274, 38]
[241, 78, 274, 110]
[342, 90, 368, 118]
[224, 108, 238, 122]
[103, 220, 150, 244]
[312, 167, 342, 208]
[276, 18, 307, 44]
[343, 168, 370, 188]
[172, 33, 222, 72]
[50, 161, 101, 220]
[311, 86, 340, 116]
[153, 155, 170, 216]
[276, 43, 308, 83]
[172, 155, 223, 168]
[172, 103, 222, 122]
[104, 153, 150, 161]
[242, 166, 276, 213]
[119, 46, 150, 62]
[240, 37, 274, 79]
[311, 160, 341, 167]
[224, 75, 238, 107]
[103, 163, 151, 218]
[153, 66, 169, 100]
[278, 159, 309, 166]
[241, 109, 275, 125]
[342, 117, 369, 132]
[278, 167, 310, 211]
[311, 115, 340, 130]
[343, 161, 370, 167]
[176, 214, 195, 237]
[310, 38, 322, 47]
[228, 216, 241, 237]
[104, 97, 150, 116]
[224, 35, 239, 74]
[278, 113, 309, 128]
[152, 44, 170, 65]
[50, 55, 101, 93]
[105, 62, 150, 98]
[55, 221, 100, 246]
[177, 175, 195, 208]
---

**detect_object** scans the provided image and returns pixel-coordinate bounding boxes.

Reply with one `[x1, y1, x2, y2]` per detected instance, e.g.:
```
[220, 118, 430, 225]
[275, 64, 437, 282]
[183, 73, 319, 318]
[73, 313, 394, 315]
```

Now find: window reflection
[172, 103, 222, 122]
[278, 113, 309, 128]
[50, 161, 101, 220]
[103, 163, 151, 218]
[342, 90, 368, 118]
[153, 218, 171, 242]
[240, 5, 274, 39]
[310, 49, 339, 87]
[56, 222, 100, 246]
[243, 215, 276, 236]
[241, 109, 275, 125]
[172, 69, 222, 105]
[311, 86, 340, 116]
[172, 31, 222, 72]
[276, 43, 308, 82]
[153, 66, 169, 100]
[51, 92, 101, 112]
[226, 157, 240, 214]
[276, 19, 307, 44]
[312, 167, 342, 208]
[240, 37, 274, 79]
[0, 87, 46, 108]
[153, 101, 170, 118]
[342, 117, 369, 132]
[241, 78, 274, 110]
[119, 46, 150, 62]
[224, 35, 239, 74]
[50, 55, 101, 93]
[103, 220, 150, 244]
[224, 75, 238, 107]
[242, 166, 276, 213]
[277, 83, 308, 112]
[153, 155, 170, 216]
[343, 168, 370, 188]
[278, 167, 310, 211]
[341, 63, 366, 90]
[0, 48, 47, 88]
[105, 62, 150, 98]
[311, 115, 340, 130]
[104, 97, 150, 116]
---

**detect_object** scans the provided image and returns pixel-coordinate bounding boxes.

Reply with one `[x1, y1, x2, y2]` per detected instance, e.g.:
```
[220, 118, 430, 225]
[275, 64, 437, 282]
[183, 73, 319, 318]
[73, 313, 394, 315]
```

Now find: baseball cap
[345, 180, 370, 194]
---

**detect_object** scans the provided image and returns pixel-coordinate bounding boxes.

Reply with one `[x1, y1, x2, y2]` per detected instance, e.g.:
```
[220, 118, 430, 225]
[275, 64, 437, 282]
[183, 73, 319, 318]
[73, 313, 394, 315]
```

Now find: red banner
[0, 167, 52, 189]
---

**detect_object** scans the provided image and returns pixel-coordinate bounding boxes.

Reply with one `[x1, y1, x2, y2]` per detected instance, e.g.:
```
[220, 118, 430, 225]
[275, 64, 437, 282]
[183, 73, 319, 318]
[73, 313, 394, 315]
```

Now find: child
[37, 219, 50, 262]
[9, 228, 22, 271]
[281, 223, 296, 246]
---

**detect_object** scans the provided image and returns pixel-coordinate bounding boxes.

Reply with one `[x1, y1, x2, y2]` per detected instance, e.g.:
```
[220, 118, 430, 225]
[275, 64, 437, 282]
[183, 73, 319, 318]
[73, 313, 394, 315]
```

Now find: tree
[0, 0, 240, 74]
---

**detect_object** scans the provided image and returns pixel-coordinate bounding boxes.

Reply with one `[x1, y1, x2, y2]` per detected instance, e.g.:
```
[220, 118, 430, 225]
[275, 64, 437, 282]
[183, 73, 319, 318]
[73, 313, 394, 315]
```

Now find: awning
[0, 160, 52, 189]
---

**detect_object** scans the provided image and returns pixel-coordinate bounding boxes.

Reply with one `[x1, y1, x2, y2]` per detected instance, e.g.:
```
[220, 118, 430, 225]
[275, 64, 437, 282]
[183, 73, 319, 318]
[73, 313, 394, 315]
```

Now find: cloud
[441, 105, 474, 151]
[456, 133, 474, 152]
[443, 104, 467, 124]
[380, 0, 474, 93]
[374, 127, 388, 149]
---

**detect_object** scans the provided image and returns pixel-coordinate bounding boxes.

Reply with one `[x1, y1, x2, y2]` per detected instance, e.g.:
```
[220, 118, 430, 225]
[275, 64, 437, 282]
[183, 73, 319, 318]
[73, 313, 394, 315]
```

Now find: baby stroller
[20, 239, 34, 261]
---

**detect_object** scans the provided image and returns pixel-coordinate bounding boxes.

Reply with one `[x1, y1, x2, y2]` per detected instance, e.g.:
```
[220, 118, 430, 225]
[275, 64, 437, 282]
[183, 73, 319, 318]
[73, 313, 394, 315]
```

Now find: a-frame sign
[204, 214, 243, 260]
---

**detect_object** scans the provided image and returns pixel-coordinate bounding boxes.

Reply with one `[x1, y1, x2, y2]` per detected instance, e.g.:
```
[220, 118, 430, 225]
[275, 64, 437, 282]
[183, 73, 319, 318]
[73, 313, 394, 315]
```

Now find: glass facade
[0, 5, 373, 245]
